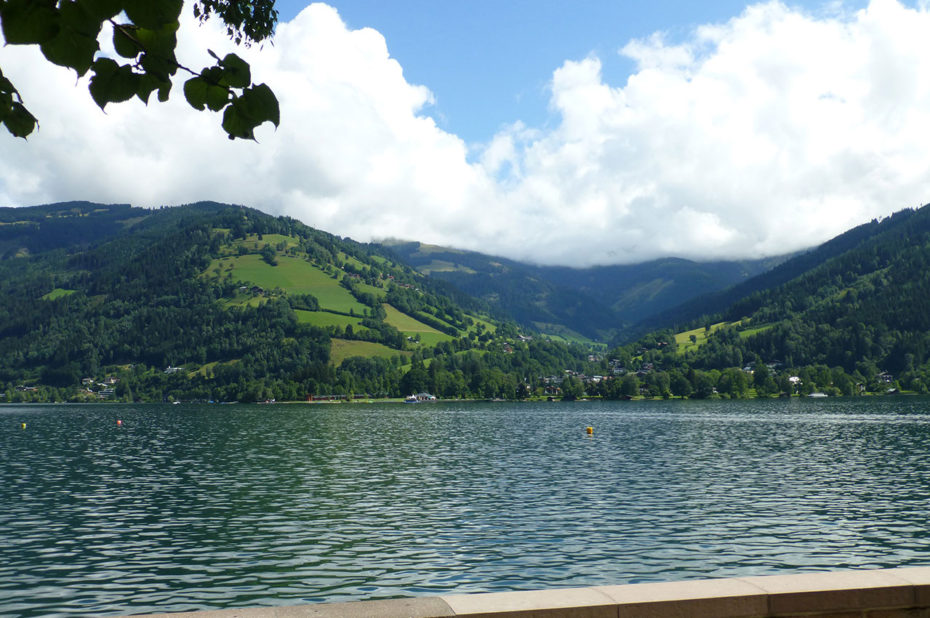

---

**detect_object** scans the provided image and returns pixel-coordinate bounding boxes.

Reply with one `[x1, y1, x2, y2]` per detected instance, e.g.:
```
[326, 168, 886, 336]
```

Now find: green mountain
[610, 205, 930, 397]
[380, 241, 786, 342]
[0, 202, 599, 403]
[627, 212, 901, 340]
[10, 199, 927, 403]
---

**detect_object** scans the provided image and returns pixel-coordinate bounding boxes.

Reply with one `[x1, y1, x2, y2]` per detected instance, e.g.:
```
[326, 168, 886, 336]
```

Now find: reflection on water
[2, 398, 930, 616]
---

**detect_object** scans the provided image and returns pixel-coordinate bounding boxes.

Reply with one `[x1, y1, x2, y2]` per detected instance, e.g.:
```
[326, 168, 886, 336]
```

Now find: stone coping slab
[130, 566, 930, 618]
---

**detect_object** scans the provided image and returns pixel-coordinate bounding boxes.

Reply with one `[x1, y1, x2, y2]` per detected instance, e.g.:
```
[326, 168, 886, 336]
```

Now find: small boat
[404, 395, 418, 403]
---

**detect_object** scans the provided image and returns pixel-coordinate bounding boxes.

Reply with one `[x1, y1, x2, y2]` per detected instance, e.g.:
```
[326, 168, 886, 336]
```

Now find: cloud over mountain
[2, 1, 930, 266]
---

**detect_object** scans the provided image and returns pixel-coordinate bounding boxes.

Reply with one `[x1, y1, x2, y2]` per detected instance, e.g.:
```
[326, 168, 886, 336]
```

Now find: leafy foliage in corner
[0, 0, 279, 140]
[193, 0, 277, 46]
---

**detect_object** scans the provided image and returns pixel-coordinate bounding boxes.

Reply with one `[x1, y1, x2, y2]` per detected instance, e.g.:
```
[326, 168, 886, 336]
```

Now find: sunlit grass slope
[382, 303, 454, 346]
[330, 338, 410, 366]
[207, 254, 366, 314]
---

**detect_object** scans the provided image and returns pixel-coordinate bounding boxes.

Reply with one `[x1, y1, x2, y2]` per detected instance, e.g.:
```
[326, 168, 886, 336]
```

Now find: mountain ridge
[379, 240, 792, 342]
[5, 199, 930, 402]
[0, 201, 601, 402]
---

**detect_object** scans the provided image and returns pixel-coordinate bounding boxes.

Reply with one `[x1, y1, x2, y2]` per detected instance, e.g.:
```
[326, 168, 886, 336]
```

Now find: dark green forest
[383, 241, 783, 342]
[0, 202, 600, 403]
[3, 200, 930, 403]
[604, 206, 930, 398]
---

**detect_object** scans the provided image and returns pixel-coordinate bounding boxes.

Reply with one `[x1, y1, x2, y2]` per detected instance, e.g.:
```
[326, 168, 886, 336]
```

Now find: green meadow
[383, 303, 454, 346]
[295, 310, 374, 337]
[242, 233, 298, 250]
[331, 338, 409, 366]
[208, 254, 367, 314]
[673, 320, 773, 354]
[41, 288, 76, 301]
[674, 322, 727, 353]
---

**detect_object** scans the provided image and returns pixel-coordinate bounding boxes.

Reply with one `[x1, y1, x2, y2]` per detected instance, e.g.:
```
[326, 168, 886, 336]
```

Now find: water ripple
[3, 398, 930, 615]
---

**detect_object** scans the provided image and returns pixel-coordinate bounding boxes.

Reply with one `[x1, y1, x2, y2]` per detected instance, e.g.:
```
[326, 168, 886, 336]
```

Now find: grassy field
[532, 322, 593, 346]
[674, 322, 731, 353]
[340, 254, 369, 271]
[215, 233, 299, 256]
[471, 318, 497, 334]
[195, 359, 240, 377]
[672, 320, 773, 354]
[383, 304, 454, 346]
[331, 339, 409, 365]
[208, 255, 367, 314]
[295, 309, 374, 334]
[353, 281, 386, 299]
[242, 233, 298, 249]
[221, 295, 266, 308]
[418, 259, 477, 275]
[41, 288, 76, 301]
[675, 322, 773, 354]
[739, 324, 773, 339]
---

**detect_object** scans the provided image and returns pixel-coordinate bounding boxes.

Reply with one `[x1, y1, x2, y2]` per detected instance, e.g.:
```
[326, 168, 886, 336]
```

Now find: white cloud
[2, 1, 930, 266]
[489, 0, 930, 264]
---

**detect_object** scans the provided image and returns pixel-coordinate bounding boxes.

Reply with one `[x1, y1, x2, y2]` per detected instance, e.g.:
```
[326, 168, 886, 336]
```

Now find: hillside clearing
[331, 339, 409, 366]
[206, 254, 367, 314]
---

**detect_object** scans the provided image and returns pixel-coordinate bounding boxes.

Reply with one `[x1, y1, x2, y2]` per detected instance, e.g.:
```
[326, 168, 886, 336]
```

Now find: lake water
[3, 398, 930, 616]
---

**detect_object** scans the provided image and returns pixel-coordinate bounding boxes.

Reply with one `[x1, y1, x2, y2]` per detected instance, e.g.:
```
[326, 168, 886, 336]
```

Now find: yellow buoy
[21, 423, 26, 429]
[586, 426, 593, 435]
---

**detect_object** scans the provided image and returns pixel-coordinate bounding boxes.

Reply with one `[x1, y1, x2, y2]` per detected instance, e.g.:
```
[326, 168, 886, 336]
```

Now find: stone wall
[134, 566, 930, 618]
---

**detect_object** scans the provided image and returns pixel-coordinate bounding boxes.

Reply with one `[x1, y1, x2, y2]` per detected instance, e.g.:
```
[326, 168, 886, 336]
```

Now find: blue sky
[280, 0, 872, 145]
[3, 1, 930, 266]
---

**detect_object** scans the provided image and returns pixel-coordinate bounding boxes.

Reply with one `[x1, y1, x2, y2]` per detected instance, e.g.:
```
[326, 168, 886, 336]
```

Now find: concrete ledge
[597, 577, 768, 617]
[442, 586, 617, 618]
[131, 567, 930, 618]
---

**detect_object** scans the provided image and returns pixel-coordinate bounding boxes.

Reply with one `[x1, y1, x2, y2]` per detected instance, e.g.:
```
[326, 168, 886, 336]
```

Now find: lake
[3, 398, 930, 616]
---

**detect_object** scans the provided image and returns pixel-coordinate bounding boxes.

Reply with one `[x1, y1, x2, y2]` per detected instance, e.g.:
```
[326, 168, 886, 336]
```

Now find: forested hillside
[628, 211, 910, 340]
[8, 200, 930, 404]
[606, 205, 930, 397]
[382, 241, 784, 342]
[0, 202, 601, 403]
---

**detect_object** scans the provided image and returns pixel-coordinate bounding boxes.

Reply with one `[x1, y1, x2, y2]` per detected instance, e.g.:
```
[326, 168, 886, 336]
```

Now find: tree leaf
[59, 0, 101, 37]
[139, 51, 176, 82]
[183, 77, 208, 111]
[0, 0, 60, 45]
[219, 53, 250, 88]
[156, 81, 171, 102]
[135, 73, 160, 104]
[88, 58, 139, 110]
[186, 69, 227, 111]
[112, 25, 140, 59]
[122, 0, 182, 30]
[131, 24, 179, 81]
[77, 0, 122, 21]
[239, 83, 279, 127]
[220, 84, 279, 140]
[221, 99, 255, 140]
[3, 102, 37, 138]
[205, 84, 228, 112]
[196, 65, 230, 111]
[134, 23, 178, 57]
[0, 69, 16, 124]
[40, 27, 100, 76]
[0, 93, 11, 123]
[37, 2, 101, 75]
[0, 72, 16, 97]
